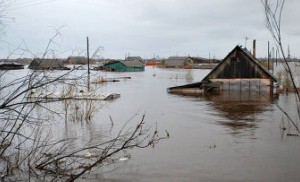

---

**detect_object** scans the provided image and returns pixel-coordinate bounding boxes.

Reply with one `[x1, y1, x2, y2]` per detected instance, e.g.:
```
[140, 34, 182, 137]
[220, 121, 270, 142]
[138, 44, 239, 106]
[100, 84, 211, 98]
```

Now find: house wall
[210, 78, 271, 92]
[103, 62, 144, 72]
[205, 48, 275, 93]
[104, 62, 127, 71]
[126, 67, 145, 72]
[208, 50, 270, 79]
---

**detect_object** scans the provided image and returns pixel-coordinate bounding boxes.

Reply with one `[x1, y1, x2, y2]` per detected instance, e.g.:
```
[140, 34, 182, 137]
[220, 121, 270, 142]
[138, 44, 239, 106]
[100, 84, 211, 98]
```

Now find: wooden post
[259, 79, 261, 99]
[87, 37, 90, 92]
[276, 49, 278, 66]
[249, 78, 251, 93]
[259, 78, 261, 93]
[253, 39, 256, 58]
[270, 80, 273, 96]
[240, 78, 242, 92]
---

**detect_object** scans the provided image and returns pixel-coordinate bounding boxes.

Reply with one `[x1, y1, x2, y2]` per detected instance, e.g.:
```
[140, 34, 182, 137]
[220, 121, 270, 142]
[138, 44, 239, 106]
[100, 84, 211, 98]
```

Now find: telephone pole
[87, 36, 90, 92]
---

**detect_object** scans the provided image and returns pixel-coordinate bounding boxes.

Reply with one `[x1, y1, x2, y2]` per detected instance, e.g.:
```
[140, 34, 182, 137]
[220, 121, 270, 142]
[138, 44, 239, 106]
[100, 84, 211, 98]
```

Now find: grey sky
[1, 0, 300, 59]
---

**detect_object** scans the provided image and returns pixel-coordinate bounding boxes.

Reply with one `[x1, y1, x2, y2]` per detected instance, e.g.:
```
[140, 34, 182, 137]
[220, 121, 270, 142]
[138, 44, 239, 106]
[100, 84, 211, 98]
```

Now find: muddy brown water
[78, 67, 300, 182]
[3, 66, 300, 181]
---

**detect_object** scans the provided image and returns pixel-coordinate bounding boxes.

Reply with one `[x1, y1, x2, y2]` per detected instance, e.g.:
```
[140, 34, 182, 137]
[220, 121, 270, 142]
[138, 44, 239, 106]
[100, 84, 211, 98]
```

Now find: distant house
[145, 59, 158, 66]
[168, 46, 277, 94]
[191, 57, 220, 64]
[164, 57, 194, 68]
[103, 60, 145, 72]
[67, 56, 87, 65]
[191, 57, 211, 64]
[29, 59, 70, 70]
[0, 62, 24, 70]
[125, 56, 144, 63]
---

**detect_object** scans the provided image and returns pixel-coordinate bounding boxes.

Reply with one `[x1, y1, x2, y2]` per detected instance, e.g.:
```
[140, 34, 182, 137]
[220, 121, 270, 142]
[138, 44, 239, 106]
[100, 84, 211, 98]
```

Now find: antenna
[244, 37, 248, 48]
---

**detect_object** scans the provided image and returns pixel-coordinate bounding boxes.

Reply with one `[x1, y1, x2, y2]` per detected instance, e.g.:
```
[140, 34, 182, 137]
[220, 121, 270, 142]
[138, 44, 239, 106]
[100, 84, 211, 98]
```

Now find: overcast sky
[1, 0, 300, 59]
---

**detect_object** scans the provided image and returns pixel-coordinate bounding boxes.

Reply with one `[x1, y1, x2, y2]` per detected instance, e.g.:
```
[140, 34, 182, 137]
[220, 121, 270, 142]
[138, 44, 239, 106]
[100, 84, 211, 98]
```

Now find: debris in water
[85, 152, 92, 158]
[287, 133, 300, 137]
[165, 130, 170, 138]
[209, 144, 217, 149]
[119, 155, 131, 161]
[27, 91, 120, 101]
[119, 157, 129, 161]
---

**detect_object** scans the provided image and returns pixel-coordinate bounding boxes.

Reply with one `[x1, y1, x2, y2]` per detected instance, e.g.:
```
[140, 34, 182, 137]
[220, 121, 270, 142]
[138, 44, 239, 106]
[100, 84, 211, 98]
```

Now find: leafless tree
[261, 0, 300, 133]
[0, 11, 168, 182]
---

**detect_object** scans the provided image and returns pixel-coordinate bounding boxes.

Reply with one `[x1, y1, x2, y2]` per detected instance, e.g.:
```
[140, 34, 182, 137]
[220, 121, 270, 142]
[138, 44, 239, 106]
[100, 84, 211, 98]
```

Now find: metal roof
[120, 60, 144, 68]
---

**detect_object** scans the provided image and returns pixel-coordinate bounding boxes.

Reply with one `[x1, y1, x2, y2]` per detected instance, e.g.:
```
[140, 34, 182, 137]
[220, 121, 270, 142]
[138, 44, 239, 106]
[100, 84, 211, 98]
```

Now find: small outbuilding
[29, 59, 70, 70]
[0, 62, 24, 70]
[103, 60, 145, 72]
[168, 46, 277, 94]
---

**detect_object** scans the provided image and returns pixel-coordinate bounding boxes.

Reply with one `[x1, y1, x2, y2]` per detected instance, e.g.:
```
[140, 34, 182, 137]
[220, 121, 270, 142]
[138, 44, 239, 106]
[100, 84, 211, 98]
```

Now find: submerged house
[0, 62, 24, 70]
[66, 56, 87, 65]
[29, 59, 70, 70]
[103, 60, 145, 72]
[125, 56, 144, 63]
[164, 57, 194, 68]
[168, 46, 277, 94]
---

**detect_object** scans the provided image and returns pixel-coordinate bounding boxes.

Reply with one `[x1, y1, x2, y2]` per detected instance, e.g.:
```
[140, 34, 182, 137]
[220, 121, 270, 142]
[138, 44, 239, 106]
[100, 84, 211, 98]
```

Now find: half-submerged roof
[164, 56, 192, 67]
[104, 60, 144, 68]
[29, 59, 65, 69]
[120, 60, 144, 68]
[202, 46, 277, 82]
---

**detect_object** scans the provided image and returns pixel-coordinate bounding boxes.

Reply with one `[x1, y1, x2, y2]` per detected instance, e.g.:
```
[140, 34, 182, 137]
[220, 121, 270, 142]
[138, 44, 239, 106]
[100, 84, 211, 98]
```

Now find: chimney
[253, 39, 256, 58]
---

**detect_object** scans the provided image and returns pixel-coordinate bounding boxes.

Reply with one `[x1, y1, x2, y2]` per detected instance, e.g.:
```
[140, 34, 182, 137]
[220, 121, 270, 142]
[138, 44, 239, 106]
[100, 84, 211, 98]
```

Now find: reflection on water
[201, 91, 275, 139]
[205, 91, 274, 127]
[3, 67, 300, 182]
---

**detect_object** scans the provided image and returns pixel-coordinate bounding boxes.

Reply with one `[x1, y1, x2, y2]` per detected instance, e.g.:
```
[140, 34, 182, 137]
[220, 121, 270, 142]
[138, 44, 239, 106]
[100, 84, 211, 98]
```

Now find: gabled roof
[125, 56, 144, 63]
[67, 56, 87, 64]
[120, 60, 144, 68]
[104, 60, 144, 68]
[202, 46, 277, 82]
[29, 59, 64, 69]
[126, 56, 143, 60]
[165, 56, 192, 67]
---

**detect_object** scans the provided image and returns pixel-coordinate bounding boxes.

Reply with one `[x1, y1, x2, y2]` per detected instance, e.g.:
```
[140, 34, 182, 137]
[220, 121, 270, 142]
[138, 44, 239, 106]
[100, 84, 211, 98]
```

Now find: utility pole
[87, 36, 90, 92]
[276, 49, 278, 66]
[288, 45, 291, 61]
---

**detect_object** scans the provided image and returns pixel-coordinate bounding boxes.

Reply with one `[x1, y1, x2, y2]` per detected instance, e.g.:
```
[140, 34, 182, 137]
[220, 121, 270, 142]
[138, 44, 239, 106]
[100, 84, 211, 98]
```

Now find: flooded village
[1, 0, 300, 182]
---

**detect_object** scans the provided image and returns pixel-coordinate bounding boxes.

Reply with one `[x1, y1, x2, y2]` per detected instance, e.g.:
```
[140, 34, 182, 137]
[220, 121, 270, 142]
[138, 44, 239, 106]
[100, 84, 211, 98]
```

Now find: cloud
[1, 0, 300, 59]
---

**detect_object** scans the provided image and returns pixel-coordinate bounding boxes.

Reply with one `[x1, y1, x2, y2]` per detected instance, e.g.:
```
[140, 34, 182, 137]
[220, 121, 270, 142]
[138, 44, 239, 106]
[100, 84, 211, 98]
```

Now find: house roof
[104, 60, 144, 68]
[67, 56, 87, 64]
[30, 59, 64, 68]
[165, 57, 192, 67]
[125, 56, 143, 61]
[120, 60, 144, 68]
[202, 46, 277, 82]
[0, 62, 24, 66]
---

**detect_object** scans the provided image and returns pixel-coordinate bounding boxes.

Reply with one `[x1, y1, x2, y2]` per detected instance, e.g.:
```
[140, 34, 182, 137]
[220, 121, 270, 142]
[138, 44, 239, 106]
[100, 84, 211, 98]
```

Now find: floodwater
[3, 66, 300, 181]
[82, 66, 300, 182]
